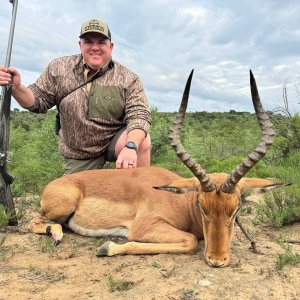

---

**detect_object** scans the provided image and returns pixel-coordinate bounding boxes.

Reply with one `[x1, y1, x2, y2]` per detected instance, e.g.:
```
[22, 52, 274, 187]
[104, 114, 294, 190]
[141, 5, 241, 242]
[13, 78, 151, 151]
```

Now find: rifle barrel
[0, 0, 19, 226]
[5, 0, 18, 68]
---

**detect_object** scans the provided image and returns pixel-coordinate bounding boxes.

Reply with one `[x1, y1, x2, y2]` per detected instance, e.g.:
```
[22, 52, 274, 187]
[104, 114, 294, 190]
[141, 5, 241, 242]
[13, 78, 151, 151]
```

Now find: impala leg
[96, 222, 199, 256]
[31, 183, 80, 244]
[29, 216, 64, 245]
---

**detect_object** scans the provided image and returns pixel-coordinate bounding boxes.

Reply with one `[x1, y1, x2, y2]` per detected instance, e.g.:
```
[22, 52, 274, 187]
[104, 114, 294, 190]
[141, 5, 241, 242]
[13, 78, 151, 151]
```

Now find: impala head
[196, 174, 241, 267]
[159, 70, 288, 267]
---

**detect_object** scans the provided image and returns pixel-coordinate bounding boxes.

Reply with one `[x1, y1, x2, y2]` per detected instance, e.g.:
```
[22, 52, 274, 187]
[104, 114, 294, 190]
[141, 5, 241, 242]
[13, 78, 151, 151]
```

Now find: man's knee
[63, 156, 106, 174]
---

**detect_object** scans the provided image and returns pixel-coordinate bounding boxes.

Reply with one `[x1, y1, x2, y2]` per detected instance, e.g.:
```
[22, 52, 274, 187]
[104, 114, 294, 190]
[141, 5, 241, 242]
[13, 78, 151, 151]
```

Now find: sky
[1, 0, 300, 113]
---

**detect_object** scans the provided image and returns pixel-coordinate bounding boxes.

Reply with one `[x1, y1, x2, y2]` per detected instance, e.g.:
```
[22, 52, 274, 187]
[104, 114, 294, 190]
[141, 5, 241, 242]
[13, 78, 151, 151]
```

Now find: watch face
[126, 141, 137, 149]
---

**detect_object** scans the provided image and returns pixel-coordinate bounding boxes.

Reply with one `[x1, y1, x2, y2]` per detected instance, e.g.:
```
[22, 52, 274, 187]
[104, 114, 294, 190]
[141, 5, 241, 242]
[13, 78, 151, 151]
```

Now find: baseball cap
[79, 19, 111, 40]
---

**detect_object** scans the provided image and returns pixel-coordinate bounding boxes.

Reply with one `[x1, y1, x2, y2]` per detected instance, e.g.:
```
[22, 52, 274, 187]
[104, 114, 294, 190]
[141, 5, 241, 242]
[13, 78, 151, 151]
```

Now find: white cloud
[1, 0, 300, 114]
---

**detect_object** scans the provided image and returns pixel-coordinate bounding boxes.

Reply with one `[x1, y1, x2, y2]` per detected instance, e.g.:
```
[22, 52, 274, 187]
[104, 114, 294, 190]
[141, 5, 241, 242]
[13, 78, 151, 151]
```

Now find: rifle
[0, 0, 19, 226]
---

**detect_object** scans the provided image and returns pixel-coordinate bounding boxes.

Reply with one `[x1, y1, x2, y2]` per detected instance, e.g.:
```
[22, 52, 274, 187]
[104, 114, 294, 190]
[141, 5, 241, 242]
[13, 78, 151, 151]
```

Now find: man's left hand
[116, 147, 137, 169]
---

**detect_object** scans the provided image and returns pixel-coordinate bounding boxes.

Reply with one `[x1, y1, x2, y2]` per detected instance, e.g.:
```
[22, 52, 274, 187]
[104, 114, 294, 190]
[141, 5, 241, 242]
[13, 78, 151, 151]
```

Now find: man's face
[79, 32, 114, 70]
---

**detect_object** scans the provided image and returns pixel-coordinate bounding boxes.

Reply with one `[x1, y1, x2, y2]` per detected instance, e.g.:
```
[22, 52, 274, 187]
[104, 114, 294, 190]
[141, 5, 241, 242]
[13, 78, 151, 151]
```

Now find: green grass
[150, 261, 161, 268]
[0, 205, 9, 229]
[0, 236, 14, 261]
[106, 274, 135, 293]
[182, 288, 198, 299]
[275, 236, 300, 270]
[41, 236, 56, 253]
[0, 205, 19, 229]
[25, 265, 66, 282]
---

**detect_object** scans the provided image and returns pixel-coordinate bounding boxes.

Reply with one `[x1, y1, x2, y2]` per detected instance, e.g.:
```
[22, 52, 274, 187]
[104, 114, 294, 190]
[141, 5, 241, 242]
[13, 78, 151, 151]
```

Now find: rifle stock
[0, 0, 19, 226]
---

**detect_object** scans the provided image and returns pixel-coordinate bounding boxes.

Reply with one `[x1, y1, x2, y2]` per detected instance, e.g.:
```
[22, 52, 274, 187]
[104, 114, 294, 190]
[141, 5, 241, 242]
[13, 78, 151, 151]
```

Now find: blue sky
[1, 0, 300, 113]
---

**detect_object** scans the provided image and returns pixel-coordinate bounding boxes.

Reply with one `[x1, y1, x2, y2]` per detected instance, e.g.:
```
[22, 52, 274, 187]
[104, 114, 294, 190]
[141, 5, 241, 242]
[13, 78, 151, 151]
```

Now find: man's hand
[0, 65, 35, 108]
[116, 147, 137, 169]
[0, 65, 21, 87]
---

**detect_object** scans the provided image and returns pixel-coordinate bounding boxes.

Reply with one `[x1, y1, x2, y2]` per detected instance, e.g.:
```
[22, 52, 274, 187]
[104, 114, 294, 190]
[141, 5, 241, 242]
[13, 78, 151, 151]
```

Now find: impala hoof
[46, 226, 52, 236]
[52, 239, 61, 246]
[45, 225, 63, 246]
[96, 241, 111, 256]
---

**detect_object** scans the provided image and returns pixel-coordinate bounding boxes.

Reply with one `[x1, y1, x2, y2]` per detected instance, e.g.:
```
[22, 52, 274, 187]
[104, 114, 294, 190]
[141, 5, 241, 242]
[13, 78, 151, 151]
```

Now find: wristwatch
[125, 141, 137, 152]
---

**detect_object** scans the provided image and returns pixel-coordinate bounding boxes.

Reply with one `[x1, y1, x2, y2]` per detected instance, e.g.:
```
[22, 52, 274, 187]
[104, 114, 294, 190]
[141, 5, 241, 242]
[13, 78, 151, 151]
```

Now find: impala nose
[206, 255, 230, 268]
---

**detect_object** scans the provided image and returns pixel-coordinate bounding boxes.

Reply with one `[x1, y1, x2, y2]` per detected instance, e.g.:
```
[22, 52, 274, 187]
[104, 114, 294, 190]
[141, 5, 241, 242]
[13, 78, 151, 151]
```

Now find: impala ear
[240, 178, 293, 194]
[250, 182, 293, 194]
[153, 178, 200, 194]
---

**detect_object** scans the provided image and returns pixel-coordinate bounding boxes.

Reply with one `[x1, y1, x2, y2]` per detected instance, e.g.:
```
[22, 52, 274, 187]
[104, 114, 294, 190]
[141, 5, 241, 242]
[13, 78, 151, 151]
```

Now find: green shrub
[276, 236, 300, 270]
[5, 109, 300, 227]
[0, 205, 9, 229]
[254, 188, 300, 227]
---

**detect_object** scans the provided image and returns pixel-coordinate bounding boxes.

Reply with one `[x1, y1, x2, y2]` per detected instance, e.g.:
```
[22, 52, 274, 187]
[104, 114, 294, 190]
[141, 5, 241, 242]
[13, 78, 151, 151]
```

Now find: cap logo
[84, 19, 105, 33]
[80, 19, 111, 39]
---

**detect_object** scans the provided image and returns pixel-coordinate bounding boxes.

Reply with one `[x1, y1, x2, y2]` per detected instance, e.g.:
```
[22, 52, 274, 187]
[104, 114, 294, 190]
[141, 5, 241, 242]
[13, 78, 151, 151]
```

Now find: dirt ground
[0, 196, 299, 300]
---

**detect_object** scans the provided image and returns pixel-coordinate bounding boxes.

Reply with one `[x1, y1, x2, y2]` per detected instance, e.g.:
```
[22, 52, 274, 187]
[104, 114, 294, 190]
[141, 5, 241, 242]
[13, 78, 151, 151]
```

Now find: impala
[30, 70, 290, 267]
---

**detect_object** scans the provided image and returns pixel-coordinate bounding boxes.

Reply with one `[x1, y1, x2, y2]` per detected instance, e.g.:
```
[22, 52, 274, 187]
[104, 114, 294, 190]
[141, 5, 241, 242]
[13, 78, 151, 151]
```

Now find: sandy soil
[0, 197, 299, 300]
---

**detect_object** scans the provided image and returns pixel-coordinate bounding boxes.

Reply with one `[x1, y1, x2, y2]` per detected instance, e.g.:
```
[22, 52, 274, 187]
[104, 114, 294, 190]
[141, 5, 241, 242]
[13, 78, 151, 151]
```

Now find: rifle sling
[56, 60, 114, 112]
[55, 61, 114, 134]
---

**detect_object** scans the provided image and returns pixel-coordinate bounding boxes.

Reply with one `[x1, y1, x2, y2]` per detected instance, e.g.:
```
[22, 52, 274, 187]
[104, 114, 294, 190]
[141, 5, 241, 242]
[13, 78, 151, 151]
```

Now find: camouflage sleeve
[26, 61, 58, 113]
[124, 76, 152, 134]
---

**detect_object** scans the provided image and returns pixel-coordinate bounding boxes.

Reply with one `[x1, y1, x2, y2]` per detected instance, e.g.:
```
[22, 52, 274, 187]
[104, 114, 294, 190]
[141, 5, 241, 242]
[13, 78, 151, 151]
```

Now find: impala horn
[221, 70, 275, 193]
[169, 70, 215, 192]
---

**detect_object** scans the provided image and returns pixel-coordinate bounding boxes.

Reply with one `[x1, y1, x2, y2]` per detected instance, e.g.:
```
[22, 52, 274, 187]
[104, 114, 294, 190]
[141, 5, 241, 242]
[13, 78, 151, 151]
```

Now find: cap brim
[79, 31, 110, 40]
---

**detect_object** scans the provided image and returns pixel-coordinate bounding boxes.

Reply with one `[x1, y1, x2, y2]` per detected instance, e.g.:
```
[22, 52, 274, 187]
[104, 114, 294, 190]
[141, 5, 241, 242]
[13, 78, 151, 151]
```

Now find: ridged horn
[221, 70, 275, 193]
[169, 70, 215, 192]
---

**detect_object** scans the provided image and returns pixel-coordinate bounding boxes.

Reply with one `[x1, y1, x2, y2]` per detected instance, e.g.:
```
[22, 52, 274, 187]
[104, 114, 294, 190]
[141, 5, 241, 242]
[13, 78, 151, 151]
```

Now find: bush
[9, 111, 63, 194]
[276, 235, 300, 270]
[254, 188, 300, 227]
[5, 109, 300, 227]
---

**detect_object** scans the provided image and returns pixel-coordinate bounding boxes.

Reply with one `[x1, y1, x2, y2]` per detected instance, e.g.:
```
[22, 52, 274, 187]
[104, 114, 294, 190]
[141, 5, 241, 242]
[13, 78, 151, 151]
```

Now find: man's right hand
[0, 65, 36, 108]
[0, 65, 21, 87]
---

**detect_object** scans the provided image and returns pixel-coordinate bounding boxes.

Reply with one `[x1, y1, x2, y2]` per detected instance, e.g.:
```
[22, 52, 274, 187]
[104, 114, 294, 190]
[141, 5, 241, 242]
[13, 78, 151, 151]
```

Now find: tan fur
[30, 166, 286, 267]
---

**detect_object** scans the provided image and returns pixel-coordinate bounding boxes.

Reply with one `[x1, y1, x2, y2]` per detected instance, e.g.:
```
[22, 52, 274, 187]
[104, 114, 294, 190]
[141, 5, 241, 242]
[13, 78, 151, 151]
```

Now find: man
[0, 18, 151, 174]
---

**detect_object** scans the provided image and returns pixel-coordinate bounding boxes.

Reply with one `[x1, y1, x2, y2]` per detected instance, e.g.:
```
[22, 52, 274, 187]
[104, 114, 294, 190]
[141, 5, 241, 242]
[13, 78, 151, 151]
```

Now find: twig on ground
[236, 216, 258, 253]
[283, 240, 300, 244]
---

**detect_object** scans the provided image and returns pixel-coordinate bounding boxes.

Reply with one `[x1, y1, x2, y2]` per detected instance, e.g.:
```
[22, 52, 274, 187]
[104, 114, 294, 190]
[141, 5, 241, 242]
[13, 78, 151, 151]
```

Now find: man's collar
[83, 59, 114, 81]
[74, 55, 114, 81]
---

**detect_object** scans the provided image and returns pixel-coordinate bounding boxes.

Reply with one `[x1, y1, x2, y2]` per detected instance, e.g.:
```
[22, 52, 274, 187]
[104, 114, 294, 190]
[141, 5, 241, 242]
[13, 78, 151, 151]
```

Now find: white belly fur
[67, 216, 129, 238]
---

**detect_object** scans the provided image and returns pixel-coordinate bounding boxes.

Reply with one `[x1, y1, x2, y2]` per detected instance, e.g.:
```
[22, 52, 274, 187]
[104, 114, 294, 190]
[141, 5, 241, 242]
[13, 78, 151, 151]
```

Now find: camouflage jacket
[27, 54, 151, 159]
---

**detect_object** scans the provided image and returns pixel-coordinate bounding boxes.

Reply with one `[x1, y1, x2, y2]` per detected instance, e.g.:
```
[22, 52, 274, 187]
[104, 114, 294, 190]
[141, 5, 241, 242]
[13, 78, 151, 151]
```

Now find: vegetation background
[6, 104, 300, 230]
